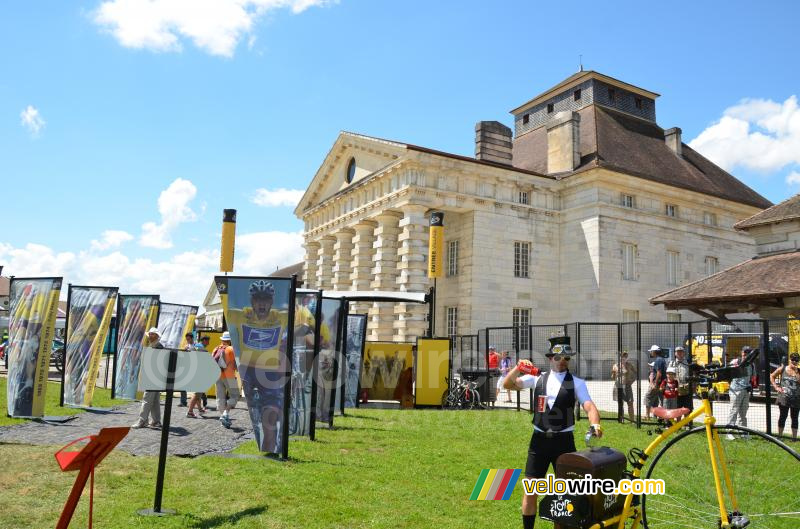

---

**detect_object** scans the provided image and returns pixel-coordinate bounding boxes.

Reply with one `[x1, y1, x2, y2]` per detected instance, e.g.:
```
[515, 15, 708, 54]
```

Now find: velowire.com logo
[469, 469, 521, 500]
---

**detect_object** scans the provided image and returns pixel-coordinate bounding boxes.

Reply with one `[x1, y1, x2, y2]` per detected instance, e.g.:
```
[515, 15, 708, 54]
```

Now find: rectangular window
[622, 194, 635, 208]
[514, 241, 530, 278]
[574, 89, 582, 101]
[608, 88, 616, 102]
[522, 113, 529, 125]
[518, 190, 529, 205]
[667, 313, 682, 323]
[635, 97, 643, 109]
[547, 103, 554, 113]
[622, 243, 637, 280]
[447, 240, 459, 277]
[622, 309, 639, 322]
[667, 251, 680, 286]
[512, 308, 531, 351]
[665, 204, 677, 217]
[705, 256, 718, 276]
[446, 307, 458, 337]
[703, 212, 717, 226]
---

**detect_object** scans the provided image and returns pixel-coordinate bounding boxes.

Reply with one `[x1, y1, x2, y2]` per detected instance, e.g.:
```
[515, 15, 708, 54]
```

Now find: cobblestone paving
[0, 401, 254, 457]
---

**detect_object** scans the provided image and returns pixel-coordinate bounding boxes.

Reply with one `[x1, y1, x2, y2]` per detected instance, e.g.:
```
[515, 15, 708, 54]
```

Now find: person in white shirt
[503, 336, 602, 529]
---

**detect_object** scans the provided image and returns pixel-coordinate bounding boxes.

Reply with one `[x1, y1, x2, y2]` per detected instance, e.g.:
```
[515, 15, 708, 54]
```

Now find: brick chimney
[475, 121, 512, 165]
[664, 127, 682, 156]
[546, 111, 581, 174]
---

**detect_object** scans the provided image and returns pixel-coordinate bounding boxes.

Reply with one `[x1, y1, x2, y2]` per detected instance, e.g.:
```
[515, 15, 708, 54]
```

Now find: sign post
[137, 347, 219, 516]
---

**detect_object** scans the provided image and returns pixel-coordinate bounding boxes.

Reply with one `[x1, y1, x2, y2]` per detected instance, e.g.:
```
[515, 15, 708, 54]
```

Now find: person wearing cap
[488, 346, 499, 407]
[213, 331, 239, 428]
[502, 336, 602, 529]
[660, 367, 680, 410]
[669, 346, 692, 413]
[646, 345, 667, 420]
[726, 345, 756, 439]
[771, 352, 800, 441]
[131, 328, 164, 429]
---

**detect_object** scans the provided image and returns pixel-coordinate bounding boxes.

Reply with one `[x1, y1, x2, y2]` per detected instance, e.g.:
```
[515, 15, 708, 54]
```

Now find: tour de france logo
[242, 325, 281, 350]
[550, 496, 575, 518]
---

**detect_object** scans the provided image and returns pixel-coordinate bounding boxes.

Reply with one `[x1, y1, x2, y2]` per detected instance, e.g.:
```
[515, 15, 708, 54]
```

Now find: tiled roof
[512, 105, 772, 210]
[649, 250, 800, 308]
[734, 193, 800, 230]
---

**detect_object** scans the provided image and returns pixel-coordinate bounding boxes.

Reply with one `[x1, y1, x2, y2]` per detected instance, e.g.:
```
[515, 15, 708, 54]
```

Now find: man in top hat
[502, 336, 602, 529]
[132, 327, 164, 429]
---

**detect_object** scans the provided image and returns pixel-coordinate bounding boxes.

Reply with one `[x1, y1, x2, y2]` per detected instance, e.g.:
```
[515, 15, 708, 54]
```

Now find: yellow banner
[178, 311, 197, 350]
[428, 211, 444, 279]
[220, 209, 236, 273]
[415, 338, 450, 406]
[82, 293, 117, 404]
[362, 342, 414, 401]
[136, 302, 160, 401]
[6, 278, 62, 418]
[788, 315, 800, 355]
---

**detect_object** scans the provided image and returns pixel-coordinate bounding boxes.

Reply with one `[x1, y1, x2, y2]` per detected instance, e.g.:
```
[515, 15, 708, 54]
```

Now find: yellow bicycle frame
[586, 391, 738, 529]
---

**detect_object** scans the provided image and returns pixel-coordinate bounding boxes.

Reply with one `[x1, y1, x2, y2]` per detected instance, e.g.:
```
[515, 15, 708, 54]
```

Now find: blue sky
[2, 0, 799, 305]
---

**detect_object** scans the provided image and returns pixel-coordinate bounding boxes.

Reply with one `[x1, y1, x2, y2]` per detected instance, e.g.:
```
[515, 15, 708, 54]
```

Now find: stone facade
[294, 73, 767, 342]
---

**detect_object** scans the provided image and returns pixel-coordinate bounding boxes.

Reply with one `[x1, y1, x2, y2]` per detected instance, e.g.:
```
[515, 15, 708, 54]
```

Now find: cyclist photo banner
[63, 285, 118, 408]
[113, 294, 160, 400]
[6, 277, 62, 418]
[290, 290, 322, 437]
[215, 276, 296, 458]
[157, 303, 198, 349]
[343, 314, 367, 408]
[361, 342, 413, 401]
[788, 314, 799, 354]
[316, 297, 341, 427]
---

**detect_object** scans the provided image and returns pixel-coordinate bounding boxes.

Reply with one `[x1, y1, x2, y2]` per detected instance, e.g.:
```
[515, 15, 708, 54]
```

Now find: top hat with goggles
[546, 336, 574, 358]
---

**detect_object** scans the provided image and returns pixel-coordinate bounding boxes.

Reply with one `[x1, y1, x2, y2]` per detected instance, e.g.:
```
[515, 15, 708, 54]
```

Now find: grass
[1, 381, 798, 528]
[0, 376, 129, 426]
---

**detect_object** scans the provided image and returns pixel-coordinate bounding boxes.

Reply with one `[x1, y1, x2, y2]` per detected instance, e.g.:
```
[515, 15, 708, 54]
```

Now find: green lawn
[1, 379, 798, 528]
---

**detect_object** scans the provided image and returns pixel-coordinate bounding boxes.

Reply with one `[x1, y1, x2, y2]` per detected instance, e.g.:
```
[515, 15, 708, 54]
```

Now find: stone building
[294, 70, 771, 343]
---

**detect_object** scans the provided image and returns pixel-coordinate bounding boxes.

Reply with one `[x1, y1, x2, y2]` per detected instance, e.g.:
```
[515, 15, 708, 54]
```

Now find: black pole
[636, 321, 642, 430]
[309, 290, 322, 440]
[427, 286, 435, 338]
[111, 296, 122, 399]
[762, 319, 772, 436]
[339, 300, 350, 416]
[60, 284, 72, 408]
[153, 349, 177, 514]
[617, 323, 624, 423]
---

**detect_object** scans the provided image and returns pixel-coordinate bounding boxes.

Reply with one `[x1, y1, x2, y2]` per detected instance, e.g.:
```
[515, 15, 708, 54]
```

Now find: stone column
[394, 205, 430, 342]
[315, 236, 335, 291]
[368, 212, 402, 341]
[331, 229, 354, 292]
[303, 240, 320, 289]
[349, 221, 377, 314]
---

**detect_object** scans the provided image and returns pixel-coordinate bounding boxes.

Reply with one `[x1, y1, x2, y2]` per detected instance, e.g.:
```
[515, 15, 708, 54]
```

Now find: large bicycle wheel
[642, 424, 800, 529]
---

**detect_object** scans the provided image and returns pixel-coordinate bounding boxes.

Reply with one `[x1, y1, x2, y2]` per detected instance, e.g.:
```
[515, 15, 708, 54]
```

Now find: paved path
[0, 401, 254, 457]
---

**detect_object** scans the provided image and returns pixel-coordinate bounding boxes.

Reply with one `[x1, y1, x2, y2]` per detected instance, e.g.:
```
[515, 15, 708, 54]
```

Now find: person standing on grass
[131, 328, 164, 429]
[726, 345, 756, 439]
[611, 351, 636, 423]
[502, 336, 603, 529]
[646, 345, 666, 419]
[660, 367, 679, 410]
[499, 351, 514, 403]
[771, 352, 800, 442]
[669, 346, 692, 414]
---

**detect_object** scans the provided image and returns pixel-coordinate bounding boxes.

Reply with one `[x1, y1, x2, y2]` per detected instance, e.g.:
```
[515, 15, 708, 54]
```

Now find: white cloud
[140, 178, 198, 249]
[93, 0, 333, 57]
[252, 187, 304, 207]
[90, 230, 134, 251]
[0, 230, 303, 305]
[688, 96, 800, 174]
[787, 171, 800, 186]
[20, 105, 45, 136]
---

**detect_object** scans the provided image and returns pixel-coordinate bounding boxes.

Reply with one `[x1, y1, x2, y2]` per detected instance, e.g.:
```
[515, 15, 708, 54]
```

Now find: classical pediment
[294, 132, 406, 215]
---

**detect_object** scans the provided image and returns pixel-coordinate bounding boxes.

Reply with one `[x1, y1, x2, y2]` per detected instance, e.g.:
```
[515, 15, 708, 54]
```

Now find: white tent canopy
[296, 289, 428, 304]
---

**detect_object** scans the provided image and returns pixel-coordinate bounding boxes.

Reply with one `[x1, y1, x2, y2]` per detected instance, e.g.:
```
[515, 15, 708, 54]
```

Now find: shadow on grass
[189, 505, 268, 528]
[331, 425, 387, 432]
[342, 413, 381, 421]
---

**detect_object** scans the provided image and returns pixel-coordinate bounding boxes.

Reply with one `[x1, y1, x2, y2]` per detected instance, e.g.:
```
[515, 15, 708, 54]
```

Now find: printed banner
[289, 291, 324, 437]
[158, 303, 198, 349]
[216, 276, 295, 455]
[788, 315, 799, 355]
[415, 338, 450, 406]
[63, 286, 118, 407]
[362, 342, 413, 401]
[114, 295, 159, 400]
[343, 314, 367, 408]
[315, 298, 341, 425]
[6, 277, 62, 417]
[428, 211, 444, 278]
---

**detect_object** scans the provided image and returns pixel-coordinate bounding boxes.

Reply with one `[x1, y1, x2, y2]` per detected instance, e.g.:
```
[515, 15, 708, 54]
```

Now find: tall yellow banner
[788, 314, 800, 355]
[428, 211, 444, 278]
[220, 208, 237, 273]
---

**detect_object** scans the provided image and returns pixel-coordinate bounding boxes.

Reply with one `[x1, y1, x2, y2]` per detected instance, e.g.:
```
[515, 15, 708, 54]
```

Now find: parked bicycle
[441, 376, 483, 410]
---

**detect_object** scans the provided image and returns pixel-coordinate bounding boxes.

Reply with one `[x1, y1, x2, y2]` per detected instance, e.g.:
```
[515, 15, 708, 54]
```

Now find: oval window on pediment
[346, 157, 356, 184]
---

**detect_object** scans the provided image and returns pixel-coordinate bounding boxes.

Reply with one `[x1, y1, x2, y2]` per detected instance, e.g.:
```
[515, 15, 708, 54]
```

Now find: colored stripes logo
[470, 469, 521, 500]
